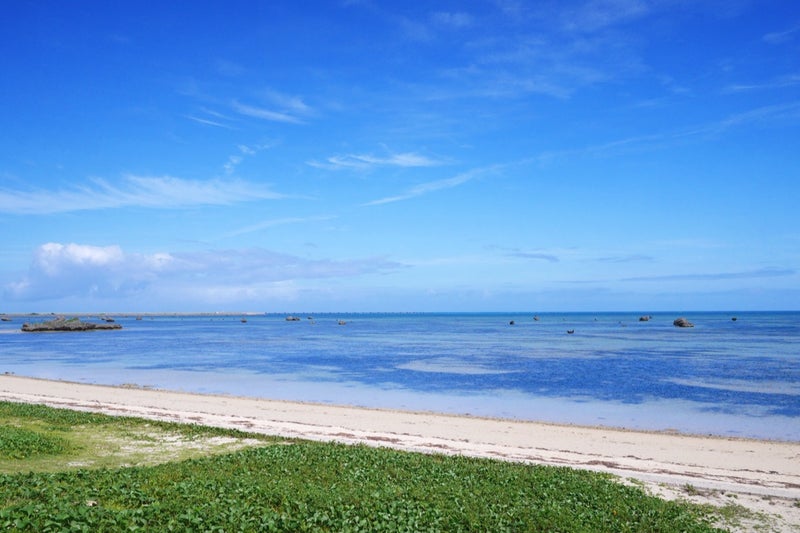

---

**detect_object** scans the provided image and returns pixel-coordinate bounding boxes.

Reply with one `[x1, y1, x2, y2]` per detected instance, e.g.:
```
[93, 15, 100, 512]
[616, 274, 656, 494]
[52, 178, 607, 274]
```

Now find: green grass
[0, 401, 726, 532]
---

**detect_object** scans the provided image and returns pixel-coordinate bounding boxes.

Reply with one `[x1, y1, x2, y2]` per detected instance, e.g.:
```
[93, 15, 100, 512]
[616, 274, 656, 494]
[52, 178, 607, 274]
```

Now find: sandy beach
[1, 374, 798, 531]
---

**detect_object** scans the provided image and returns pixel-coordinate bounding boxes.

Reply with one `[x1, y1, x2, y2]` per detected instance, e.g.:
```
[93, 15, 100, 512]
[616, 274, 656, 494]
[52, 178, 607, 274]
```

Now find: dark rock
[638, 315, 651, 322]
[673, 317, 694, 328]
[285, 316, 301, 321]
[21, 316, 122, 332]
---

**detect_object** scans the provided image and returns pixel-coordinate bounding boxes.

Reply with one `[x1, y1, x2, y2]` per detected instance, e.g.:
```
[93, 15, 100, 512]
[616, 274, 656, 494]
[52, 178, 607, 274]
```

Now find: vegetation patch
[0, 401, 272, 473]
[0, 427, 69, 460]
[0, 401, 727, 531]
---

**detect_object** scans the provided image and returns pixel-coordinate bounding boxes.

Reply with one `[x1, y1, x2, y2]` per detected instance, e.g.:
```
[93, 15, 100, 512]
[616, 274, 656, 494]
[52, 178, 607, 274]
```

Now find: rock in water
[21, 316, 122, 332]
[672, 317, 694, 328]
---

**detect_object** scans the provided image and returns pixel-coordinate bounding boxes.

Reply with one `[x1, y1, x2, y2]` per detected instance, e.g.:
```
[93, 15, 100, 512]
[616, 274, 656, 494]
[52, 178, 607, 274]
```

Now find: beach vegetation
[0, 426, 70, 460]
[705, 502, 769, 532]
[0, 401, 727, 531]
[0, 401, 271, 473]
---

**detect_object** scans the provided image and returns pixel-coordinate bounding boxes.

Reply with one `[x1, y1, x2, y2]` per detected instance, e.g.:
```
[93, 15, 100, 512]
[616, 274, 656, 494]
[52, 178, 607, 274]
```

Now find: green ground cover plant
[0, 401, 271, 473]
[0, 426, 69, 460]
[0, 401, 726, 532]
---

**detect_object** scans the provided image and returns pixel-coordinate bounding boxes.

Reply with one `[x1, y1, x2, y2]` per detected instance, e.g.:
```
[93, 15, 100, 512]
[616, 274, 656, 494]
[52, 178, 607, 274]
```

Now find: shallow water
[1, 312, 798, 441]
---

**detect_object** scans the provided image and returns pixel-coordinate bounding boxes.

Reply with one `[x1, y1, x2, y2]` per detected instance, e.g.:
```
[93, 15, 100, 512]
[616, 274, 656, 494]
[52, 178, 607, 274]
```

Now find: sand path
[1, 375, 798, 531]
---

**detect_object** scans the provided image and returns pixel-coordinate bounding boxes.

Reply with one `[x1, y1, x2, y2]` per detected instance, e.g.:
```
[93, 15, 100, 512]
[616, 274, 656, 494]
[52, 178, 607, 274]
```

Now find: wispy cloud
[309, 151, 445, 170]
[231, 91, 313, 125]
[223, 142, 277, 175]
[535, 101, 800, 162]
[559, 0, 651, 33]
[362, 166, 491, 206]
[0, 176, 284, 215]
[621, 267, 795, 282]
[185, 107, 237, 129]
[431, 11, 474, 29]
[261, 89, 313, 115]
[723, 74, 800, 93]
[596, 254, 654, 263]
[232, 101, 304, 124]
[214, 59, 247, 77]
[185, 115, 235, 129]
[223, 156, 243, 175]
[703, 101, 800, 134]
[502, 247, 560, 263]
[763, 24, 800, 44]
[224, 215, 336, 238]
[173, 248, 402, 283]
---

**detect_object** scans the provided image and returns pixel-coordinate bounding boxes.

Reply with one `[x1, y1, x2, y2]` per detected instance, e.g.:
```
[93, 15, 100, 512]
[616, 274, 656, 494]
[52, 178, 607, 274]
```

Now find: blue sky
[1, 0, 798, 313]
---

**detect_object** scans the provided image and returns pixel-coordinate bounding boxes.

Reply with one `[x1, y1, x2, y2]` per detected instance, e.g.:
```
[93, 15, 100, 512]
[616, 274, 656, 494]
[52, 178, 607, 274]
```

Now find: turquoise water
[1, 312, 798, 441]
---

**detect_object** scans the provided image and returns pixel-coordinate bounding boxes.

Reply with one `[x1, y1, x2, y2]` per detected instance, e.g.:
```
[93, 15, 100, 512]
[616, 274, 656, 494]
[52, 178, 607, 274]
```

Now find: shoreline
[1, 375, 798, 487]
[4, 374, 797, 445]
[2, 374, 799, 530]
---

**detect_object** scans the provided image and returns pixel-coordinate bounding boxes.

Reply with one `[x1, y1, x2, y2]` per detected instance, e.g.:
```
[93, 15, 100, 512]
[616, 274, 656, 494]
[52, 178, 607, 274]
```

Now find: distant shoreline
[3, 310, 798, 318]
[1, 312, 267, 318]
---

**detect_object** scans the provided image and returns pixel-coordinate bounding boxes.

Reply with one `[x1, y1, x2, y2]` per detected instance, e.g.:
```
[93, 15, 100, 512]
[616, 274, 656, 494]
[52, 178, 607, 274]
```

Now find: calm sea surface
[1, 312, 798, 441]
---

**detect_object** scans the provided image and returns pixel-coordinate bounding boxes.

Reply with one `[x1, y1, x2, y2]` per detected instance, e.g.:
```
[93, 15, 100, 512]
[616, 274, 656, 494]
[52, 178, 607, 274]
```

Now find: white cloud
[0, 175, 284, 215]
[5, 243, 173, 301]
[4, 243, 402, 304]
[35, 243, 125, 275]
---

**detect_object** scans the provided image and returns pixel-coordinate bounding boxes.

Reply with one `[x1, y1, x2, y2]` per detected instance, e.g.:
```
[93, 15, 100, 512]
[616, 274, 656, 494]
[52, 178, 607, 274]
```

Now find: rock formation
[21, 316, 122, 332]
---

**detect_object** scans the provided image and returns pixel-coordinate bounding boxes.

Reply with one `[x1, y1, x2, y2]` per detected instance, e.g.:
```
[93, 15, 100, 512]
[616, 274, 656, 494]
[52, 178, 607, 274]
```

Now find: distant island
[21, 316, 122, 332]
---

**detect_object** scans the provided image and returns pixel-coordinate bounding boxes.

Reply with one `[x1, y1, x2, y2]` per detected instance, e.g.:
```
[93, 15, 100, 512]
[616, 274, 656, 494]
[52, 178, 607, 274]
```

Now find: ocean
[1, 311, 798, 441]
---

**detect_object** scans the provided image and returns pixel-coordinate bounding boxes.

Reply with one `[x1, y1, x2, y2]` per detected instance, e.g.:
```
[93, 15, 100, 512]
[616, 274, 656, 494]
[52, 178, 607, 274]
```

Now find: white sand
[1, 375, 798, 531]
